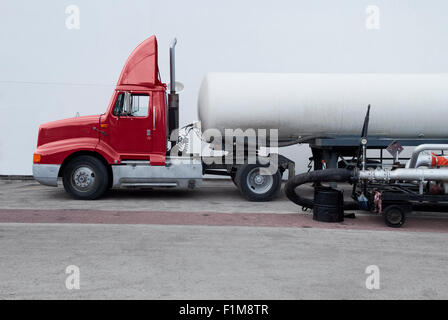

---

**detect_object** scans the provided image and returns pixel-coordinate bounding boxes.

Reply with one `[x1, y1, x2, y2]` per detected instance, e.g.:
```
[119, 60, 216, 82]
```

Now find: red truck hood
[37, 115, 100, 147]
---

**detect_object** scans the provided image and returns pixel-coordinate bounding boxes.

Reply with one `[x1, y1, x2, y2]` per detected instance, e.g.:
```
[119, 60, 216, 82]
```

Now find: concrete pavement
[0, 179, 298, 213]
[1, 223, 448, 299]
[1, 179, 448, 299]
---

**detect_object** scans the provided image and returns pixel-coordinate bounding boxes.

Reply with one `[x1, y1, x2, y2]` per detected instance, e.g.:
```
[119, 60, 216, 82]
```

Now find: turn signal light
[33, 154, 41, 163]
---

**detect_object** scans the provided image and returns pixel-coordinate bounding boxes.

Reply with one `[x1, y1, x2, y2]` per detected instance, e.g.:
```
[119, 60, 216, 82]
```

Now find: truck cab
[33, 35, 289, 201]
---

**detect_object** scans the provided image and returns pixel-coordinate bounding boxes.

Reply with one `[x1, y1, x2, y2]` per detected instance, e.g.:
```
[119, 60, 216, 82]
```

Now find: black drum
[313, 186, 344, 222]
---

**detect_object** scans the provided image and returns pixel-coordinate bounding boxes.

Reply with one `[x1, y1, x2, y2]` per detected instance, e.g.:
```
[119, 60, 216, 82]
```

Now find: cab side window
[113, 93, 149, 117]
[130, 94, 149, 117]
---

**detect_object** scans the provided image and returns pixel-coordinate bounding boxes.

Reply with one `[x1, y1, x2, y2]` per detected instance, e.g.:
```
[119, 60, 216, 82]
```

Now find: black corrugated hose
[284, 168, 359, 210]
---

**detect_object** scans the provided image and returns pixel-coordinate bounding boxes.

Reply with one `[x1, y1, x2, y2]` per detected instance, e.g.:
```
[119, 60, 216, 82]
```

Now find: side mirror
[123, 92, 132, 115]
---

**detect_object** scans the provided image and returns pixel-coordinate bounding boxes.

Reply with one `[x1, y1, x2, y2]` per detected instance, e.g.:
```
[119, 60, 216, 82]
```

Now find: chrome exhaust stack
[169, 38, 177, 94]
[168, 38, 179, 145]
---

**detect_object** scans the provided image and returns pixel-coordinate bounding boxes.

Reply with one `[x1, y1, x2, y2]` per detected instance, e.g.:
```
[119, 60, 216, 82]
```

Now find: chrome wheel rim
[246, 167, 273, 194]
[72, 166, 95, 191]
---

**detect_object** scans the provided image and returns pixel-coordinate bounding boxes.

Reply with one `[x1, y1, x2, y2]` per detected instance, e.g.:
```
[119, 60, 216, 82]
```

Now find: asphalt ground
[1, 179, 448, 299]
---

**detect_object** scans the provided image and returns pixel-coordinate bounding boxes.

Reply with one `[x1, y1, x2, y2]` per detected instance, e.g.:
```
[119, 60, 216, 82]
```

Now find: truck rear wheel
[235, 164, 282, 201]
[62, 155, 109, 200]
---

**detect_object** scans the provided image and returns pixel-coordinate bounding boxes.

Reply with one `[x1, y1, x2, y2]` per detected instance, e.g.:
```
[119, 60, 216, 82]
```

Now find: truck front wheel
[62, 155, 109, 200]
[235, 164, 282, 201]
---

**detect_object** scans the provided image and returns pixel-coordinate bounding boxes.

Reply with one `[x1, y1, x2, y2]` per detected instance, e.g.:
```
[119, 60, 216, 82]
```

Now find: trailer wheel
[62, 155, 109, 200]
[235, 164, 281, 201]
[383, 205, 407, 228]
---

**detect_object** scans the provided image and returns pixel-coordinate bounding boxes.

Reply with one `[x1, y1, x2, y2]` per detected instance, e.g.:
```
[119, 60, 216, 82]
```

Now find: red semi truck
[32, 36, 294, 200]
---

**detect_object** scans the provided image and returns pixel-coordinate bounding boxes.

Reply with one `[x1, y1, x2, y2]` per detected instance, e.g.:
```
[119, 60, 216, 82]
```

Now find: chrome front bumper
[33, 164, 61, 187]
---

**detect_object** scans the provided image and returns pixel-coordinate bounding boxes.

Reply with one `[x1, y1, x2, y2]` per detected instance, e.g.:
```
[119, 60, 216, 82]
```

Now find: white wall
[1, 0, 447, 174]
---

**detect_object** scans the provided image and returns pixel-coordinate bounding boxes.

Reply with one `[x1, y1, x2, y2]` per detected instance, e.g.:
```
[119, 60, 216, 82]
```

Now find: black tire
[62, 155, 109, 200]
[235, 164, 282, 202]
[383, 205, 408, 228]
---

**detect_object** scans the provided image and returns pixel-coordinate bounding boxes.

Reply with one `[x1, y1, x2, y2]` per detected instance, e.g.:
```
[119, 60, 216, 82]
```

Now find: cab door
[105, 91, 153, 159]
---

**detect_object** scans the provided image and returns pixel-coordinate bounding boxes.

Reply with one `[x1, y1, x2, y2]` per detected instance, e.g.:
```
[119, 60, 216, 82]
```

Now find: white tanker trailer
[198, 72, 448, 140]
[197, 72, 448, 227]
